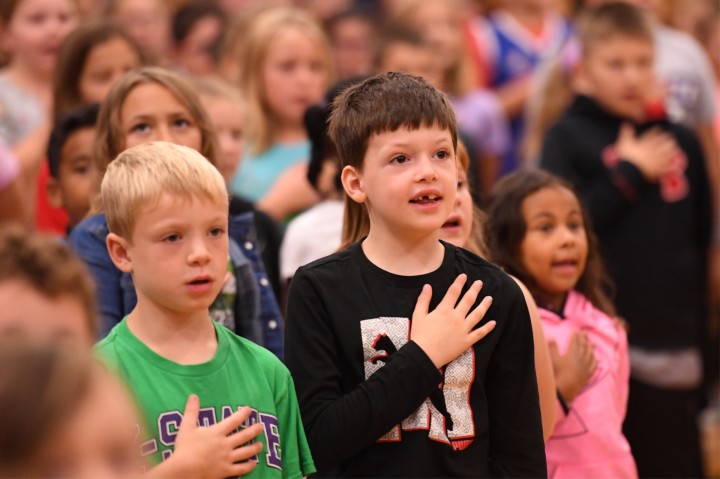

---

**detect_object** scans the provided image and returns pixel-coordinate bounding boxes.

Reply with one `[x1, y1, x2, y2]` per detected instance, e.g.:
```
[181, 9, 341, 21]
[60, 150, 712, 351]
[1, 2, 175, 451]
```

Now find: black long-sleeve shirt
[540, 95, 712, 350]
[285, 241, 546, 477]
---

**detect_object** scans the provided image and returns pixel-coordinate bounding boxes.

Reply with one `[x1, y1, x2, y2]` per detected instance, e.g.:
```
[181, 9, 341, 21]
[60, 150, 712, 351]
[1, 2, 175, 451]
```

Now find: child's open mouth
[552, 260, 579, 274]
[441, 214, 461, 229]
[186, 276, 214, 293]
[409, 194, 441, 205]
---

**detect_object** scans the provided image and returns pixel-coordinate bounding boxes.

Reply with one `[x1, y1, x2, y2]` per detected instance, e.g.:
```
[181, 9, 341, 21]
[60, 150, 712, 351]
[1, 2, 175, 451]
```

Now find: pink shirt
[540, 291, 637, 479]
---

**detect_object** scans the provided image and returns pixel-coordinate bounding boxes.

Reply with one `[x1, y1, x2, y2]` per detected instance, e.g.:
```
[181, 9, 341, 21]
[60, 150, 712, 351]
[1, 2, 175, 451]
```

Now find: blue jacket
[69, 212, 284, 360]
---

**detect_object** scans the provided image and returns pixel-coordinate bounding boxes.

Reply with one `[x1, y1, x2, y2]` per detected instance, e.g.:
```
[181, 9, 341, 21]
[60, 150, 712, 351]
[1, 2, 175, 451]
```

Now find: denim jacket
[69, 212, 284, 360]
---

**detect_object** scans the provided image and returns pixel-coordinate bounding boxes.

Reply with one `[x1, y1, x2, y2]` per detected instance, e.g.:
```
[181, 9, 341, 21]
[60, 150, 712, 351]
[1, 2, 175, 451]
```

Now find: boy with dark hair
[46, 103, 99, 231]
[285, 72, 546, 477]
[540, 3, 713, 477]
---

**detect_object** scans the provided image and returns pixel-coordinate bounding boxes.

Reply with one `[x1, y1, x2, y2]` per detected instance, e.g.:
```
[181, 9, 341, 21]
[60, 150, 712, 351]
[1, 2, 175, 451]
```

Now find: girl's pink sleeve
[615, 322, 631, 419]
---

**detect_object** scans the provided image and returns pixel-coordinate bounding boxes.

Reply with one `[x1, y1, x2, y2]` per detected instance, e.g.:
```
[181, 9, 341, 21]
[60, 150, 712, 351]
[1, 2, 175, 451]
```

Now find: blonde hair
[522, 54, 577, 165]
[392, 0, 478, 96]
[101, 142, 228, 240]
[217, 3, 277, 85]
[94, 67, 219, 178]
[195, 77, 244, 108]
[239, 6, 333, 155]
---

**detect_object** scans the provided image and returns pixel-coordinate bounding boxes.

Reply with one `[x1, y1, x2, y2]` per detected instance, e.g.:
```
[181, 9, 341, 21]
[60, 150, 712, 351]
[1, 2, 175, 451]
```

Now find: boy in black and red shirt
[540, 4, 713, 477]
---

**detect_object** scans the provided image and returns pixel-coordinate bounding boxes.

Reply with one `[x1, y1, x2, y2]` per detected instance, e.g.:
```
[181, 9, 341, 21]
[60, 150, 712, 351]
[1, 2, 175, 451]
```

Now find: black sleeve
[486, 279, 547, 478]
[285, 269, 443, 470]
[540, 125, 648, 234]
[678, 127, 713, 251]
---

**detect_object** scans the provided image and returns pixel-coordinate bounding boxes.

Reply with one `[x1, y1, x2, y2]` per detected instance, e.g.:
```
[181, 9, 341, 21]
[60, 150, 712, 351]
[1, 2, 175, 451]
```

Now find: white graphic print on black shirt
[361, 317, 475, 449]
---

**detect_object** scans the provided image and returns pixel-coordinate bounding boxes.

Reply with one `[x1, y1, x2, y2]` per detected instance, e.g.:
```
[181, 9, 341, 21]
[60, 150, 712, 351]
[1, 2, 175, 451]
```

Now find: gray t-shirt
[655, 25, 717, 127]
[0, 74, 45, 146]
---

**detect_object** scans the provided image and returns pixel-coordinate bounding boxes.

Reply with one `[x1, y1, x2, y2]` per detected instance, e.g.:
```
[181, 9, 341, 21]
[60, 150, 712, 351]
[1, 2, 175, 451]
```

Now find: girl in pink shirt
[485, 169, 637, 479]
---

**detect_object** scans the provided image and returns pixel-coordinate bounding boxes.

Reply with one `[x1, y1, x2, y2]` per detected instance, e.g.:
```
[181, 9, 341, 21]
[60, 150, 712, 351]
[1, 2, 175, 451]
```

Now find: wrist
[556, 389, 570, 416]
[412, 339, 445, 369]
[555, 376, 579, 403]
[148, 454, 192, 478]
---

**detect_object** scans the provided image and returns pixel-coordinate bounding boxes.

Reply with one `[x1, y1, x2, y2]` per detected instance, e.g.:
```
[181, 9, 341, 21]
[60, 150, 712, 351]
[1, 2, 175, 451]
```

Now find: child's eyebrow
[127, 113, 154, 122]
[384, 137, 452, 149]
[529, 211, 555, 220]
[68, 154, 92, 163]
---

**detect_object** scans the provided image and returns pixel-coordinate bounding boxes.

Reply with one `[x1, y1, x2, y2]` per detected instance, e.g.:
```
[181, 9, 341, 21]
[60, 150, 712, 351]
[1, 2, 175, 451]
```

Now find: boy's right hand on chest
[615, 123, 677, 182]
[410, 274, 496, 369]
[171, 394, 264, 478]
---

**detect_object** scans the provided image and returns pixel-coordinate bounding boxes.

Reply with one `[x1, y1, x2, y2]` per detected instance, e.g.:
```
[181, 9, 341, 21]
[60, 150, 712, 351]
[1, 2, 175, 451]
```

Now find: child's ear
[574, 60, 592, 96]
[45, 177, 63, 209]
[341, 165, 366, 204]
[106, 233, 133, 273]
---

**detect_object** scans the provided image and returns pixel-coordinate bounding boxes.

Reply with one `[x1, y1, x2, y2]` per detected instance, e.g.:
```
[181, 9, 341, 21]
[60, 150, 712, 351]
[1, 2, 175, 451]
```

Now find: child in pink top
[485, 169, 637, 478]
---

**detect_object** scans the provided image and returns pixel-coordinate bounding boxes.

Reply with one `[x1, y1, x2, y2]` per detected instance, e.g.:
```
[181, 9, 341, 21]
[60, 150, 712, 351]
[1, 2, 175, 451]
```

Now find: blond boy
[97, 142, 315, 478]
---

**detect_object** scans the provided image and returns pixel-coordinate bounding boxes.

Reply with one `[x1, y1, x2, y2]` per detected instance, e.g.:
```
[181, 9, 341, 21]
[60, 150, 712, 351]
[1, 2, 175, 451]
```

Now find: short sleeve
[275, 370, 316, 479]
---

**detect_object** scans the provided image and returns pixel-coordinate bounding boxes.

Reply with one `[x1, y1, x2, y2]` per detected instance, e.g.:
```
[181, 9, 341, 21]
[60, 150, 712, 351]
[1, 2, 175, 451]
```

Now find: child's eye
[131, 123, 150, 134]
[391, 155, 408, 164]
[457, 180, 464, 189]
[92, 71, 113, 83]
[208, 227, 225, 237]
[568, 221, 584, 231]
[435, 150, 450, 160]
[72, 165, 89, 174]
[279, 61, 296, 72]
[28, 13, 45, 24]
[538, 224, 553, 233]
[174, 118, 191, 129]
[163, 234, 180, 243]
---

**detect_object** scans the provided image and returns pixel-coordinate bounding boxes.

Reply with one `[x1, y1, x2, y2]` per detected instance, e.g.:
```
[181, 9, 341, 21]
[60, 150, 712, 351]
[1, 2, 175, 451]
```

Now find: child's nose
[156, 124, 174, 143]
[560, 226, 577, 246]
[187, 238, 212, 265]
[415, 156, 438, 182]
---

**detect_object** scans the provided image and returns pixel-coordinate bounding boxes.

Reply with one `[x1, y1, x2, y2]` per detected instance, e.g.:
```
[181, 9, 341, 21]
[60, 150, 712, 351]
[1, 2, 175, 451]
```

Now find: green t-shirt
[96, 319, 315, 478]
